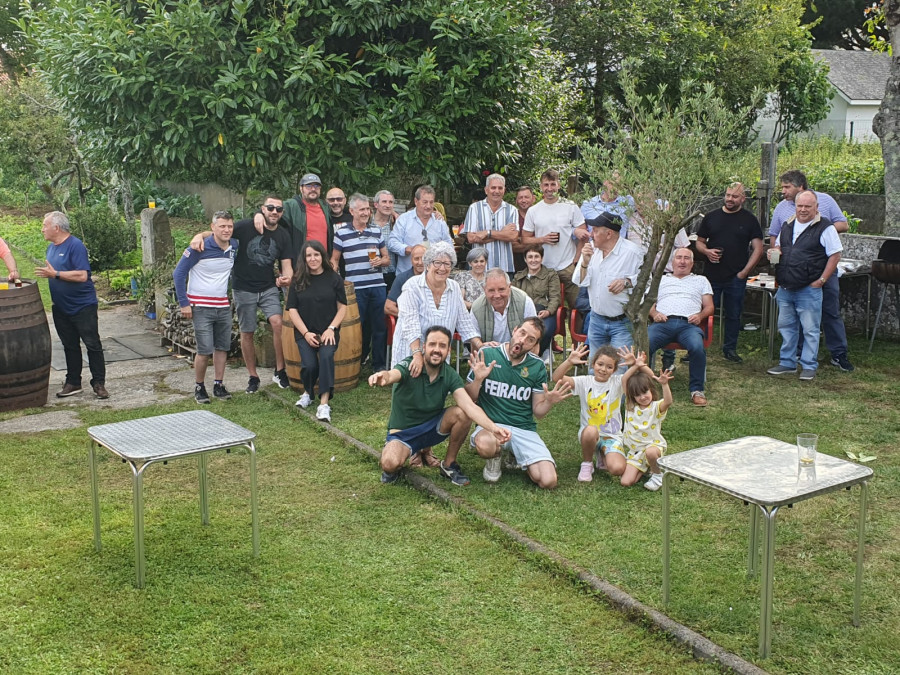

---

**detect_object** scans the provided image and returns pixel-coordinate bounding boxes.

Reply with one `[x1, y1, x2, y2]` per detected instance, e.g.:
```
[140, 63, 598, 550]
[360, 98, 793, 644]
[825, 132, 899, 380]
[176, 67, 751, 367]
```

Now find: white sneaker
[295, 392, 311, 408]
[316, 403, 331, 422]
[644, 472, 664, 492]
[483, 456, 502, 483]
[577, 461, 594, 482]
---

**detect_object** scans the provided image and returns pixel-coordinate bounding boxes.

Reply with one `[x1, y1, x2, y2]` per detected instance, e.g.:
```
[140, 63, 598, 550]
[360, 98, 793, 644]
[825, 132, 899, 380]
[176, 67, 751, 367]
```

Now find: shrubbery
[69, 204, 135, 272]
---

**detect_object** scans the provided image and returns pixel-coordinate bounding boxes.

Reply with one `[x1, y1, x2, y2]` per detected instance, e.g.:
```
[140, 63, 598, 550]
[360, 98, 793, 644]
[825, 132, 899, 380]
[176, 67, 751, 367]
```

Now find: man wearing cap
[388, 184, 453, 274]
[572, 212, 644, 364]
[254, 173, 335, 260]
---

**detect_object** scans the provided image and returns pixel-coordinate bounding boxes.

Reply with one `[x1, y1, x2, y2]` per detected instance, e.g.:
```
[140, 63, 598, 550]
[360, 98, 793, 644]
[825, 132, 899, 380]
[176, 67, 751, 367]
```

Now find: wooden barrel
[0, 281, 52, 411]
[282, 281, 362, 393]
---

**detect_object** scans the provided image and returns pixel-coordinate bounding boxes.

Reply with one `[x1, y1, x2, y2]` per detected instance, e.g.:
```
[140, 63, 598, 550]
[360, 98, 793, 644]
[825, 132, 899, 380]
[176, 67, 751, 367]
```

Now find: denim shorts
[386, 411, 449, 456]
[192, 305, 232, 355]
[470, 425, 556, 468]
[233, 287, 283, 332]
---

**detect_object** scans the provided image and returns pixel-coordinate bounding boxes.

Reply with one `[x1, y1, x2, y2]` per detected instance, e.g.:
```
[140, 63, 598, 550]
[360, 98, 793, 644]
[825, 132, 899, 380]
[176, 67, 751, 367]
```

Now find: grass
[0, 397, 721, 674]
[318, 330, 900, 674]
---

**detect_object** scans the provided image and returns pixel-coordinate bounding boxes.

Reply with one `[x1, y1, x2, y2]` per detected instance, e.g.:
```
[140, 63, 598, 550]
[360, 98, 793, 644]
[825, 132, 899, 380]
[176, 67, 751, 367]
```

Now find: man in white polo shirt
[647, 248, 715, 406]
[521, 169, 588, 308]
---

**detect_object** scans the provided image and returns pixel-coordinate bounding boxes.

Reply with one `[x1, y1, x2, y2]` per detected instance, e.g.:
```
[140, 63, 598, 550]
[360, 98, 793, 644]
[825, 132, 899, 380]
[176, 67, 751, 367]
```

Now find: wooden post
[757, 142, 778, 233]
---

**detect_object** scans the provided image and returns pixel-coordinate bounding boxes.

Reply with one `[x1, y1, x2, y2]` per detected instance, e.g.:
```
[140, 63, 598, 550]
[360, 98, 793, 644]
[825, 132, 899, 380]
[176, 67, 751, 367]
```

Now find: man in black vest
[766, 191, 842, 381]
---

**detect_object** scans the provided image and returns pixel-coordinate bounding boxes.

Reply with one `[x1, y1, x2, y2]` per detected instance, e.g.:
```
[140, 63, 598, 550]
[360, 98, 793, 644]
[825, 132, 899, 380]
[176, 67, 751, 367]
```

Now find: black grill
[868, 239, 900, 351]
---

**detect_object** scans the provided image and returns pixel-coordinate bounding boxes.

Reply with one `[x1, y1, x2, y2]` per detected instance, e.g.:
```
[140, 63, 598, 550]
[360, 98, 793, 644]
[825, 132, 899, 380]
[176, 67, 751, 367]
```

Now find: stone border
[264, 389, 769, 675]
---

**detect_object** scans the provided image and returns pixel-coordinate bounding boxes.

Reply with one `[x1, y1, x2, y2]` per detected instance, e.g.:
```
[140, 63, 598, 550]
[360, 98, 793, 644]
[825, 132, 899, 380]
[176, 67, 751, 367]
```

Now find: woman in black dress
[286, 240, 347, 422]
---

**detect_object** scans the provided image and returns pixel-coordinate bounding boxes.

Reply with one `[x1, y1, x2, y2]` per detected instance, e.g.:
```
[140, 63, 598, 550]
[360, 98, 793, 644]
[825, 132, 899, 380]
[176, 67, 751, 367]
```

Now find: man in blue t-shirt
[35, 211, 107, 399]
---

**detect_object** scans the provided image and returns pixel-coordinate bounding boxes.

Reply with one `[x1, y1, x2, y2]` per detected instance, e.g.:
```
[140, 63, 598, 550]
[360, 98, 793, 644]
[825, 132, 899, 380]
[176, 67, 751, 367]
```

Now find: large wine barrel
[282, 281, 362, 393]
[0, 281, 52, 411]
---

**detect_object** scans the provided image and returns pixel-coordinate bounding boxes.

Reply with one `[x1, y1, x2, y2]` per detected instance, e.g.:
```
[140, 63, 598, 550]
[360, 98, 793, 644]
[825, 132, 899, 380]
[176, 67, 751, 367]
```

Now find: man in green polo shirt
[369, 325, 510, 486]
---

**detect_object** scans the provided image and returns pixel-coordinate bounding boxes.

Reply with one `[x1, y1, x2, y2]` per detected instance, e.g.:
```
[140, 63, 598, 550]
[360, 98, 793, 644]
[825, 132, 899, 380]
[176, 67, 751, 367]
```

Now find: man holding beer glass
[331, 193, 390, 371]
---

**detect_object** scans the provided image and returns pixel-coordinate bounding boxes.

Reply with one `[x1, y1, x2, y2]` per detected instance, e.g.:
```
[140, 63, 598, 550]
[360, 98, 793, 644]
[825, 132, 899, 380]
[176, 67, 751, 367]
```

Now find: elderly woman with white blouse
[392, 241, 483, 376]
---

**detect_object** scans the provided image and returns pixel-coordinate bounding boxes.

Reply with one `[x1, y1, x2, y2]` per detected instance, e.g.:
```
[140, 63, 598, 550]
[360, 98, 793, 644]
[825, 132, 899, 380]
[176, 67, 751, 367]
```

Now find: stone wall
[840, 233, 900, 340]
[159, 180, 245, 221]
[834, 194, 885, 234]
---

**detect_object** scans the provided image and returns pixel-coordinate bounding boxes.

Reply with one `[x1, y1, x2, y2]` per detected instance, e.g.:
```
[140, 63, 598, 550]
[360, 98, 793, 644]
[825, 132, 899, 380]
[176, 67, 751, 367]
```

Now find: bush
[69, 204, 135, 272]
[131, 180, 206, 220]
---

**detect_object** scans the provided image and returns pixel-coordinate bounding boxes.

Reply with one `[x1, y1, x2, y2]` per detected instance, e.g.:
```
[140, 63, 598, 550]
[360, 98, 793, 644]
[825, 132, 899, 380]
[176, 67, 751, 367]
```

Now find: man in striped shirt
[461, 173, 518, 275]
[331, 193, 390, 371]
[173, 211, 238, 404]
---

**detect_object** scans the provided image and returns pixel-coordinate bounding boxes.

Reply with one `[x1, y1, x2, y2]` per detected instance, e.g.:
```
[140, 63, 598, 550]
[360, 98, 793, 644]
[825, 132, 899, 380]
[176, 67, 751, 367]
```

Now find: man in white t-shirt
[648, 248, 714, 406]
[521, 169, 588, 308]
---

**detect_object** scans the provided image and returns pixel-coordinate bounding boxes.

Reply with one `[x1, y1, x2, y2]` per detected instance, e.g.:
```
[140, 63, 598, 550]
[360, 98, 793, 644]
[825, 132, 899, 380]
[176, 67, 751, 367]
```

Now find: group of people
[18, 164, 855, 492]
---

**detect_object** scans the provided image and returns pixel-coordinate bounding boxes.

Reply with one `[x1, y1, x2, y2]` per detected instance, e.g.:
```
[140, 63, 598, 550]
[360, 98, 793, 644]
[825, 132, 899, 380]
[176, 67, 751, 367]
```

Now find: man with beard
[254, 173, 335, 259]
[465, 317, 573, 489]
[369, 325, 510, 486]
[191, 195, 293, 392]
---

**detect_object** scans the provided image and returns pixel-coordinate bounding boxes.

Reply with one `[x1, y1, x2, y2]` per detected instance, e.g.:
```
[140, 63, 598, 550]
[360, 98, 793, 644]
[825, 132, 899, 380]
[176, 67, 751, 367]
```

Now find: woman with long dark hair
[286, 240, 347, 422]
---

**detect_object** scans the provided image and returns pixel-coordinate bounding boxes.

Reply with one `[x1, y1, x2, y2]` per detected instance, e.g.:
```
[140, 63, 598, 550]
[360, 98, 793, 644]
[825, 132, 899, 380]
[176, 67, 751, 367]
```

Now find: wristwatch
[55, 272, 60, 280]
[327, 325, 337, 331]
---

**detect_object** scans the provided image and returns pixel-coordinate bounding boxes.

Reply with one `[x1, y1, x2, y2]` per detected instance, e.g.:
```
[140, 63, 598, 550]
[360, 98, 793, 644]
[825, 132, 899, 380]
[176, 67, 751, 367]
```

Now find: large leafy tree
[549, 0, 827, 140]
[23, 0, 542, 191]
[804, 0, 886, 50]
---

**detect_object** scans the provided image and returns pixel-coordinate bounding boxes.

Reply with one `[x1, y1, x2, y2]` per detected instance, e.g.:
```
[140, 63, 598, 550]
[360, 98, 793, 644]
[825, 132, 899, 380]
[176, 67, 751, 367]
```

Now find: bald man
[695, 182, 763, 363]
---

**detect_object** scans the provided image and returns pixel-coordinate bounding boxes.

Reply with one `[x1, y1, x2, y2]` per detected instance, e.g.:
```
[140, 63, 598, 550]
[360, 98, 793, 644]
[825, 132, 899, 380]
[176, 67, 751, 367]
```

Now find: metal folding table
[88, 410, 259, 588]
[659, 436, 872, 658]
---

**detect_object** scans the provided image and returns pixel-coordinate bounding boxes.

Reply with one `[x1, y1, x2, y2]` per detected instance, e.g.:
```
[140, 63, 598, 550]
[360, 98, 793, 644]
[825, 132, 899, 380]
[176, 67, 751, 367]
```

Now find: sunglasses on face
[263, 205, 284, 213]
[326, 197, 345, 203]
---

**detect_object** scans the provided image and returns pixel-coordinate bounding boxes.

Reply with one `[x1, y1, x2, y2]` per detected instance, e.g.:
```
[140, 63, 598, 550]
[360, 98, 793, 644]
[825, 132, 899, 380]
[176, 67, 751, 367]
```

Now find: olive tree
[579, 67, 754, 353]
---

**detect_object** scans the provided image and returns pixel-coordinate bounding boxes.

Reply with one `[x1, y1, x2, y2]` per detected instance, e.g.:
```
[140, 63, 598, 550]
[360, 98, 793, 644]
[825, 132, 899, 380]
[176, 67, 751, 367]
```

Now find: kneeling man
[465, 317, 572, 489]
[648, 248, 714, 406]
[369, 325, 510, 486]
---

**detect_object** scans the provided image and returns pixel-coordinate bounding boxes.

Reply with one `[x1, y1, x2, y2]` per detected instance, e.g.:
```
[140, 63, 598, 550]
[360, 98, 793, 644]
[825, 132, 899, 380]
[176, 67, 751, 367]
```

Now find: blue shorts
[470, 425, 555, 468]
[386, 411, 449, 457]
[599, 437, 625, 458]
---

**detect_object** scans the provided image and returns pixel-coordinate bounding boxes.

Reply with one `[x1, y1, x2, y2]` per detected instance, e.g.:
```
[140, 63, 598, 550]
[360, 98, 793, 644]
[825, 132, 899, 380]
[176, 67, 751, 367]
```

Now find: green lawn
[0, 398, 722, 674]
[321, 332, 900, 675]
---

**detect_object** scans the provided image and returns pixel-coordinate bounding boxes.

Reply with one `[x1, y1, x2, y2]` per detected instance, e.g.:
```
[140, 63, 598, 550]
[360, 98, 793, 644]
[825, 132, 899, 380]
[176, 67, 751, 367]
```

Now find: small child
[618, 351, 673, 491]
[552, 343, 637, 482]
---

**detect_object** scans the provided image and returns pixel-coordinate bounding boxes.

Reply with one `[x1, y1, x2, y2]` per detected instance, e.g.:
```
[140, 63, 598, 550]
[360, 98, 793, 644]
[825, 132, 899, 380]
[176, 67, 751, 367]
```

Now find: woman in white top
[392, 241, 483, 375]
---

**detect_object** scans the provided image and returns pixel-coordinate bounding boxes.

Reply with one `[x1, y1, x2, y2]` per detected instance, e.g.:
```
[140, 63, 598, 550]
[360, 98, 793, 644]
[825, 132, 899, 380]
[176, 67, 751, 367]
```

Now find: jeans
[775, 285, 823, 371]
[52, 303, 105, 387]
[540, 315, 556, 354]
[575, 287, 591, 335]
[649, 318, 707, 393]
[354, 285, 387, 371]
[710, 276, 747, 353]
[296, 337, 338, 397]
[588, 312, 633, 372]
[822, 274, 849, 358]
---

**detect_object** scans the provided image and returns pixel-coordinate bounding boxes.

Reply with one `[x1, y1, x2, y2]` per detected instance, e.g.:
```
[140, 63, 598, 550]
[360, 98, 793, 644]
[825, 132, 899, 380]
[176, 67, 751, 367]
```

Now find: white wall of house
[754, 93, 881, 143]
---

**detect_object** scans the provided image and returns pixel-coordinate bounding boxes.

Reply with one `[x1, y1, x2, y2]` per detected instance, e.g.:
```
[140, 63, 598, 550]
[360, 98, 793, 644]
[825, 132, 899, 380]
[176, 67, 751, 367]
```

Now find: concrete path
[2, 303, 275, 433]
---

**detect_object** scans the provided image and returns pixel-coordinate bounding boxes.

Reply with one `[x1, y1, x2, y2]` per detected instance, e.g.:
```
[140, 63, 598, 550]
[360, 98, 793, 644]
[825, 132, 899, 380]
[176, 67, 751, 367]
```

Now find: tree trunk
[873, 0, 900, 237]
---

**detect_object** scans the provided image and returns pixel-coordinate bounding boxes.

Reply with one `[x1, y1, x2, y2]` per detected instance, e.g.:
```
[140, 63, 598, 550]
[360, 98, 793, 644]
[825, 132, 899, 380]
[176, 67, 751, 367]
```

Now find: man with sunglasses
[325, 187, 353, 225]
[387, 185, 453, 274]
[192, 196, 293, 393]
[254, 173, 336, 260]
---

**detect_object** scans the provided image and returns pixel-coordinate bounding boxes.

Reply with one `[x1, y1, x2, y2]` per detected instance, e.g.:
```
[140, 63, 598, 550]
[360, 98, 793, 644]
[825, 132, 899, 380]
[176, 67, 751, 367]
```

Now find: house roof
[813, 49, 891, 103]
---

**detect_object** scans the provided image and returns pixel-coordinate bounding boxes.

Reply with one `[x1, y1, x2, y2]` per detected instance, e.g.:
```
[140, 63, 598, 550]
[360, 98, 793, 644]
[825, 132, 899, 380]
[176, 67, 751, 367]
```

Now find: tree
[873, 1, 900, 237]
[0, 0, 46, 79]
[579, 66, 753, 353]
[549, 0, 826, 141]
[804, 0, 886, 50]
[762, 48, 833, 143]
[23, 0, 543, 192]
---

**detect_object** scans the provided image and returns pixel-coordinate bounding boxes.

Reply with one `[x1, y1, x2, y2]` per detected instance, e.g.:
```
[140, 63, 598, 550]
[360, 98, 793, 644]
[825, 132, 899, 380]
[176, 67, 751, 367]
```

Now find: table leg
[747, 503, 759, 577]
[662, 471, 671, 606]
[759, 505, 779, 659]
[131, 462, 147, 589]
[854, 481, 869, 627]
[89, 441, 101, 552]
[767, 292, 777, 361]
[199, 453, 209, 526]
[865, 274, 872, 339]
[249, 442, 259, 557]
